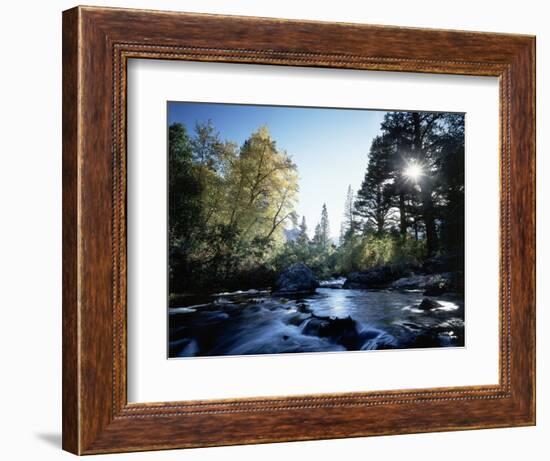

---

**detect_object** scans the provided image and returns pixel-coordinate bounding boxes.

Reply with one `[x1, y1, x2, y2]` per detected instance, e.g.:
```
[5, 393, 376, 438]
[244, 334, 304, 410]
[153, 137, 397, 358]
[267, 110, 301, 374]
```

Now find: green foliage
[169, 122, 299, 292]
[313, 203, 330, 249]
[168, 110, 464, 295]
[354, 136, 396, 234]
[271, 238, 337, 280]
[335, 234, 426, 274]
[340, 185, 358, 244]
[354, 112, 465, 257]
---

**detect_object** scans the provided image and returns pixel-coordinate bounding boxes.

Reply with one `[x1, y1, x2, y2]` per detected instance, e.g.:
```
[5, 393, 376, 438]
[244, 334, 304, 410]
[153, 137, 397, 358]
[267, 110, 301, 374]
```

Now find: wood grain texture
[62, 7, 80, 454]
[62, 5, 536, 455]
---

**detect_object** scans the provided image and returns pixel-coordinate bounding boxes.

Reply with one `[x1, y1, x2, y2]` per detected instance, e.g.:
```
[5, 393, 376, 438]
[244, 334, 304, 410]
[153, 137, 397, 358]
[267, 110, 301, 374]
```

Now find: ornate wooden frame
[62, 5, 536, 455]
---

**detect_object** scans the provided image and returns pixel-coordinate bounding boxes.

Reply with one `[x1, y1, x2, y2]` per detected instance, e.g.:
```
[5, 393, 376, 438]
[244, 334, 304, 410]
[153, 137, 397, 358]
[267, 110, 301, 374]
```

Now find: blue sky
[168, 102, 386, 239]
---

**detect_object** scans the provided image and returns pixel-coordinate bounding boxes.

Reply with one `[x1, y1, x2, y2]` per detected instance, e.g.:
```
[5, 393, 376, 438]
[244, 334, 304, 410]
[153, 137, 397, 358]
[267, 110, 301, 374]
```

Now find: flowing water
[169, 287, 464, 358]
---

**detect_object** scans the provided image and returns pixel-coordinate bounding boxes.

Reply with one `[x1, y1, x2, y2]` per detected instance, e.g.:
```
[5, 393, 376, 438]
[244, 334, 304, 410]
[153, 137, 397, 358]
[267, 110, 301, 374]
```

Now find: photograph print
[168, 102, 465, 358]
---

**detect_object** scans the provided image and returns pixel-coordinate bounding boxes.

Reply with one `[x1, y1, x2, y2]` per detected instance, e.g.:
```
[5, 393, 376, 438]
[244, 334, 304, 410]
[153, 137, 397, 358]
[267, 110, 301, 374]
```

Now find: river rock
[301, 317, 327, 336]
[302, 315, 360, 348]
[343, 265, 405, 289]
[273, 263, 319, 294]
[391, 272, 453, 294]
[319, 278, 346, 289]
[418, 298, 443, 310]
[296, 302, 312, 314]
[286, 312, 311, 326]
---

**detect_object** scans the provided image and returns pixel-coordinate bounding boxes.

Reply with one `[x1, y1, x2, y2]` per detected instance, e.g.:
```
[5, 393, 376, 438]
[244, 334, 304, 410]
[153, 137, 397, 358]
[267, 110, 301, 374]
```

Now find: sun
[403, 162, 424, 182]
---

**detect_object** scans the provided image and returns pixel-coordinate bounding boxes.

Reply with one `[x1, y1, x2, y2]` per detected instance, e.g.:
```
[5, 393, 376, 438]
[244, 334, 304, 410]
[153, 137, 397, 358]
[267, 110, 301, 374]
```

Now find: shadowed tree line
[335, 111, 465, 273]
[169, 122, 298, 293]
[169, 111, 464, 296]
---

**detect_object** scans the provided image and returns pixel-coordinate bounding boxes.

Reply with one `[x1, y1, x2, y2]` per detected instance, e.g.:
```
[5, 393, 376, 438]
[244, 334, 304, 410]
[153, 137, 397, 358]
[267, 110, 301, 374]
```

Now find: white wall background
[0, 1, 545, 459]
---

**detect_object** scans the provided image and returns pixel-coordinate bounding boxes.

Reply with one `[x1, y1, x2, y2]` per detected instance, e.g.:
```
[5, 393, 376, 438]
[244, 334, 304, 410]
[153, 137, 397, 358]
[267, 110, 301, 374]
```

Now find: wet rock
[296, 303, 312, 313]
[213, 297, 235, 306]
[418, 298, 443, 310]
[319, 278, 346, 289]
[302, 315, 360, 348]
[273, 263, 319, 295]
[247, 298, 265, 304]
[391, 272, 453, 294]
[286, 312, 311, 326]
[438, 318, 465, 329]
[301, 317, 328, 336]
[424, 273, 453, 295]
[343, 266, 405, 289]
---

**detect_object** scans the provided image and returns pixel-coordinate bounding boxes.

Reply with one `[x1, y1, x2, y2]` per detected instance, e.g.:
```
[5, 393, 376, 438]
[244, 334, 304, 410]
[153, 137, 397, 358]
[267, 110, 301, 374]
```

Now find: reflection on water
[169, 288, 464, 358]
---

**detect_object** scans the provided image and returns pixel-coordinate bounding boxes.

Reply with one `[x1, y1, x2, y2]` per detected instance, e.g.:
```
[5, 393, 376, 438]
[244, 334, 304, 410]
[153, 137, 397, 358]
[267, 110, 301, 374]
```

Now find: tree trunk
[412, 112, 422, 158]
[411, 112, 438, 255]
[399, 192, 407, 236]
[421, 189, 438, 257]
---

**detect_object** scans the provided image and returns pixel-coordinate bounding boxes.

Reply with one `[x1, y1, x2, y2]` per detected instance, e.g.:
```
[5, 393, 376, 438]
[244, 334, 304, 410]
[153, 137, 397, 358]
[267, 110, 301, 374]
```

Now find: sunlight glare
[403, 162, 423, 181]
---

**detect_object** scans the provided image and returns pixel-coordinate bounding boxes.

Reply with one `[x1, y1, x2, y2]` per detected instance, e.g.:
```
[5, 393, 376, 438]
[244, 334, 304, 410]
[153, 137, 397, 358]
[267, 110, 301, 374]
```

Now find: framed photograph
[62, 6, 535, 455]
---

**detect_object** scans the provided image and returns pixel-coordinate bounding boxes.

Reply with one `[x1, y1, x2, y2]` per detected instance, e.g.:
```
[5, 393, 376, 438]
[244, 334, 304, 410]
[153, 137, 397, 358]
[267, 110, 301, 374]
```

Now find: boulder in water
[418, 298, 443, 310]
[302, 315, 360, 349]
[319, 278, 346, 289]
[286, 312, 311, 326]
[391, 272, 453, 294]
[296, 302, 312, 313]
[343, 266, 406, 289]
[301, 317, 328, 337]
[273, 263, 319, 294]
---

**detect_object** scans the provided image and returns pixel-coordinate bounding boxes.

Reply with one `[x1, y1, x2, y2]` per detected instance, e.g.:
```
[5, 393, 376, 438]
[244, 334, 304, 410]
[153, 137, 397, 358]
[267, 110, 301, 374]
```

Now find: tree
[297, 216, 309, 246]
[339, 221, 347, 246]
[227, 126, 298, 244]
[167, 110, 464, 294]
[168, 122, 301, 292]
[168, 123, 202, 292]
[169, 123, 197, 243]
[313, 223, 322, 245]
[191, 120, 223, 171]
[378, 111, 449, 256]
[432, 113, 465, 262]
[340, 185, 358, 244]
[313, 203, 330, 249]
[354, 136, 395, 235]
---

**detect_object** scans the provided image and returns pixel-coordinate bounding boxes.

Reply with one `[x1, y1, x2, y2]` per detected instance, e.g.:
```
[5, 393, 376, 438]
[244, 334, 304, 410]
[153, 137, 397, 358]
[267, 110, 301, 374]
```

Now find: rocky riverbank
[342, 257, 463, 297]
[169, 287, 464, 357]
[168, 259, 465, 358]
[272, 259, 462, 300]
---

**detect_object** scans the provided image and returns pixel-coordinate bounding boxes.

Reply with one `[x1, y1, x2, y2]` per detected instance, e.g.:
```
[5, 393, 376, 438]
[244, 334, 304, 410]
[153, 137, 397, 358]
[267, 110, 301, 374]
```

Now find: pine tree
[339, 220, 347, 246]
[297, 216, 309, 245]
[318, 203, 330, 248]
[354, 136, 395, 235]
[313, 223, 322, 245]
[340, 185, 357, 243]
[379, 111, 449, 255]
